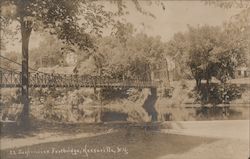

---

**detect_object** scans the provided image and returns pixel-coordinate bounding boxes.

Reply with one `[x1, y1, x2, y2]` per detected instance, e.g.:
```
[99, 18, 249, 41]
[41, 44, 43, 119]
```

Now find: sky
[4, 1, 242, 52]
[119, 1, 242, 41]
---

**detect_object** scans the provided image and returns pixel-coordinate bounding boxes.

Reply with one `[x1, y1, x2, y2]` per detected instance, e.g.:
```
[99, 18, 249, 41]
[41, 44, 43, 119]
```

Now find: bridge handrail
[0, 70, 159, 88]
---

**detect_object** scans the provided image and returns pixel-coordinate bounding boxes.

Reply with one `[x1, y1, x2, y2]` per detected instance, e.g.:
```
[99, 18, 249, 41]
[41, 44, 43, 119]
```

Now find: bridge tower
[150, 59, 170, 96]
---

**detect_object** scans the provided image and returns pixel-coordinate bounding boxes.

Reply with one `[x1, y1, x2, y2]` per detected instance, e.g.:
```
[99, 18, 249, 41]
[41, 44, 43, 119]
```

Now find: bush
[196, 83, 243, 105]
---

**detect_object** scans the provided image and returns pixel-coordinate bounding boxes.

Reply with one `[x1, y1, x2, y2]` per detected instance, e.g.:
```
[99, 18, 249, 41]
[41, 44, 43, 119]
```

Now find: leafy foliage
[164, 19, 249, 105]
[91, 25, 166, 80]
[0, 0, 115, 50]
[166, 23, 248, 86]
[205, 0, 250, 9]
[195, 83, 243, 105]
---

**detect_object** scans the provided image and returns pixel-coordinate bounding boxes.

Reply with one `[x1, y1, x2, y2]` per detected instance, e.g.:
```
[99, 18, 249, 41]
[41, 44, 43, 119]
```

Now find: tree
[93, 28, 166, 81]
[205, 0, 250, 68]
[112, 21, 135, 46]
[0, 0, 112, 128]
[205, 0, 250, 9]
[166, 24, 247, 105]
[164, 22, 247, 106]
[164, 32, 191, 79]
[1, 0, 162, 127]
[187, 25, 222, 88]
[181, 24, 246, 87]
[29, 34, 66, 68]
[222, 7, 250, 67]
[212, 13, 249, 83]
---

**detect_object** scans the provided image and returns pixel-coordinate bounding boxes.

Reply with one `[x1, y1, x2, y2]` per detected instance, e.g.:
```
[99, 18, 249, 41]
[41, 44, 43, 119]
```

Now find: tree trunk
[19, 19, 32, 129]
[166, 60, 170, 85]
[195, 77, 201, 89]
[206, 78, 211, 102]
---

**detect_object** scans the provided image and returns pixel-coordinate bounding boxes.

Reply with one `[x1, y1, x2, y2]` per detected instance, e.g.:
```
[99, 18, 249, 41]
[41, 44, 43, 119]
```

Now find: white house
[235, 63, 249, 78]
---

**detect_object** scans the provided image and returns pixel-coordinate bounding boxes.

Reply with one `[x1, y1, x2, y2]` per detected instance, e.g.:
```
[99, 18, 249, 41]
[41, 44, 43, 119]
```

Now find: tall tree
[1, 0, 161, 127]
[187, 25, 222, 87]
[0, 0, 112, 128]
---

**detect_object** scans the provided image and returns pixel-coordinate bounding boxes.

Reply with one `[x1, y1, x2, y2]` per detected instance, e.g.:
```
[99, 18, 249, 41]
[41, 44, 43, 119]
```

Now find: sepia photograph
[0, 0, 250, 159]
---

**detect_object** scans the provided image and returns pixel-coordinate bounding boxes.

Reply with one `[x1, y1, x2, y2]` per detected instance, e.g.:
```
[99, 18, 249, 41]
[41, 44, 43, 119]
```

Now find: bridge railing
[0, 70, 21, 87]
[0, 70, 158, 88]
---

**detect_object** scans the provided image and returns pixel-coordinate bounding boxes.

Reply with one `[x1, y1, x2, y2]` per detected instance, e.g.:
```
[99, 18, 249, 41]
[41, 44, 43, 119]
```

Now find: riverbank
[1, 120, 249, 159]
[158, 120, 249, 159]
[0, 129, 215, 159]
[161, 120, 249, 140]
[158, 139, 249, 159]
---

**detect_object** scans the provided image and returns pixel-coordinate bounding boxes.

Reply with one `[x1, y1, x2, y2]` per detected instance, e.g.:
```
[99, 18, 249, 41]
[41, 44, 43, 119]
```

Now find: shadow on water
[101, 111, 128, 122]
[1, 126, 215, 159]
[143, 88, 158, 122]
[0, 119, 110, 138]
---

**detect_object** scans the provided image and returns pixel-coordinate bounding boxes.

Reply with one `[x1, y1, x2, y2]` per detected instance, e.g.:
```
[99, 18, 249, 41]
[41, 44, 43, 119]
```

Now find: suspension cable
[0, 66, 20, 74]
[0, 54, 45, 74]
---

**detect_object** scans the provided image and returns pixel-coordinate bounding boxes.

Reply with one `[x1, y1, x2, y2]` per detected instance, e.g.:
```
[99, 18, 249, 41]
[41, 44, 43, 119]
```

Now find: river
[1, 125, 216, 159]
